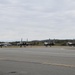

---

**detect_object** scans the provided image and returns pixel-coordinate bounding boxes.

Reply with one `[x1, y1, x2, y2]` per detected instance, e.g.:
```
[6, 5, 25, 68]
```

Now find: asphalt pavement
[0, 46, 75, 75]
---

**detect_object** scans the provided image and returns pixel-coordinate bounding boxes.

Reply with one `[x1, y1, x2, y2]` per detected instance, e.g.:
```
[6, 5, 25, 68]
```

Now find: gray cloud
[0, 0, 75, 41]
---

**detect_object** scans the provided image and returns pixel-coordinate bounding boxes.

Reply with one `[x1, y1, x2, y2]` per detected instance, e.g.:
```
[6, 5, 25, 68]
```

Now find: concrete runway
[0, 46, 75, 75]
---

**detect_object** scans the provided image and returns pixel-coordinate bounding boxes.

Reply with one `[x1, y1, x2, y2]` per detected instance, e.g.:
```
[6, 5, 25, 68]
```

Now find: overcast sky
[0, 0, 75, 41]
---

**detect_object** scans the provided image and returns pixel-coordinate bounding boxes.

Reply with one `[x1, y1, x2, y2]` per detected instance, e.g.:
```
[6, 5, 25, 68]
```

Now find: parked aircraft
[66, 42, 75, 46]
[44, 42, 55, 47]
[0, 42, 12, 48]
[0, 44, 3, 48]
[17, 38, 30, 47]
[44, 39, 55, 47]
[17, 42, 28, 47]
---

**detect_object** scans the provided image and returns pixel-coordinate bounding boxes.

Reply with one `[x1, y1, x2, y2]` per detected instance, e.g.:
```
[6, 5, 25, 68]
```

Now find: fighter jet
[0, 42, 12, 48]
[44, 39, 55, 47]
[66, 42, 75, 46]
[17, 38, 29, 47]
[0, 43, 3, 48]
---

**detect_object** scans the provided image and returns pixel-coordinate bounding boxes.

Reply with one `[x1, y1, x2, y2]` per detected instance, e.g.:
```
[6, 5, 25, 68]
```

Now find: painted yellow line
[43, 62, 75, 68]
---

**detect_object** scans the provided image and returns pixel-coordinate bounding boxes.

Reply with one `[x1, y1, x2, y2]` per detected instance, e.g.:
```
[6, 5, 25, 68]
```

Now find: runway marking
[43, 62, 75, 68]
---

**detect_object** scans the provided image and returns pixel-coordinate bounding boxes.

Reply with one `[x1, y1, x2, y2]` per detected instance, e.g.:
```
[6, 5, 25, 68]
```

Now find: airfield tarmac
[0, 46, 75, 75]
